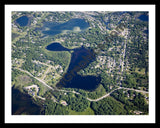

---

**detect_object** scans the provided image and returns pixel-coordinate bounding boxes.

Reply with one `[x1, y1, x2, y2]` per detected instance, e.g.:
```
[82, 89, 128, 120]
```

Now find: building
[60, 100, 68, 106]
[134, 110, 143, 115]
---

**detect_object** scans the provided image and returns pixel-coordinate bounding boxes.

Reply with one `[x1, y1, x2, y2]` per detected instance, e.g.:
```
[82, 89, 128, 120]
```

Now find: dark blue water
[46, 43, 100, 91]
[61, 74, 101, 90]
[46, 43, 70, 51]
[41, 18, 90, 36]
[138, 15, 148, 21]
[105, 22, 111, 30]
[12, 86, 43, 115]
[16, 16, 29, 26]
[143, 29, 148, 34]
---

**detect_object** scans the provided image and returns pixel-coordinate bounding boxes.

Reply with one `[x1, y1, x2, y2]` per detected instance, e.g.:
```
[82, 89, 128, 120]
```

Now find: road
[14, 67, 149, 102]
[14, 67, 55, 91]
[14, 67, 80, 94]
[87, 87, 122, 102]
[41, 66, 51, 80]
[86, 86, 148, 102]
[121, 87, 149, 94]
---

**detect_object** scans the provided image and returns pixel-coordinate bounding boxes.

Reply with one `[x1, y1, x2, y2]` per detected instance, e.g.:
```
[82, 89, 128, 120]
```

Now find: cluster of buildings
[24, 85, 39, 97]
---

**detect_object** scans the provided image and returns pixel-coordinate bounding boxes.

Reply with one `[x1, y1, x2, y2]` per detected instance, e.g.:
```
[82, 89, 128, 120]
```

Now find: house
[32, 92, 35, 96]
[28, 90, 35, 96]
[60, 100, 68, 106]
[134, 110, 143, 115]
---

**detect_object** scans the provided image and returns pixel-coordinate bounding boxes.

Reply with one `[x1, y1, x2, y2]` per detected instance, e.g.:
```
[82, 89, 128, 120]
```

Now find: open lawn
[68, 106, 95, 115]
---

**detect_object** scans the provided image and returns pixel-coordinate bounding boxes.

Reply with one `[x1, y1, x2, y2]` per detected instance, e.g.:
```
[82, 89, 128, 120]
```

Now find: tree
[45, 99, 69, 115]
[91, 97, 127, 115]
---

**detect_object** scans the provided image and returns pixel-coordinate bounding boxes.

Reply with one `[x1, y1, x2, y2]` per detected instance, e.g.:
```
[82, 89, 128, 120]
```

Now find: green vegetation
[87, 84, 106, 99]
[100, 71, 117, 92]
[110, 89, 148, 114]
[68, 106, 94, 115]
[91, 96, 127, 115]
[67, 94, 90, 112]
[44, 90, 90, 114]
[45, 99, 69, 115]
[122, 72, 148, 90]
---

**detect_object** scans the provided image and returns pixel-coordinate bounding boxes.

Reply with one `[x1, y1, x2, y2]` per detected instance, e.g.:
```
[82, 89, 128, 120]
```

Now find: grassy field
[135, 68, 146, 75]
[68, 106, 95, 115]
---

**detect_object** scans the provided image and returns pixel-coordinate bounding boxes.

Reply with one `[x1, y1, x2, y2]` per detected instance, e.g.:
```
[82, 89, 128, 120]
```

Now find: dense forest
[91, 96, 127, 115]
[110, 89, 148, 114]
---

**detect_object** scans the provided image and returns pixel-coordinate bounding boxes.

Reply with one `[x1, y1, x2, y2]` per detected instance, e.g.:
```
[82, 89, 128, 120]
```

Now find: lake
[46, 43, 101, 91]
[39, 18, 90, 36]
[16, 16, 29, 26]
[12, 86, 43, 115]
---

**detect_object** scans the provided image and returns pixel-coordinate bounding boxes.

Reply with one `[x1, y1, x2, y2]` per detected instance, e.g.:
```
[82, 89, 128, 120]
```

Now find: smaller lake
[40, 18, 90, 36]
[46, 43, 70, 51]
[138, 14, 148, 21]
[16, 16, 29, 26]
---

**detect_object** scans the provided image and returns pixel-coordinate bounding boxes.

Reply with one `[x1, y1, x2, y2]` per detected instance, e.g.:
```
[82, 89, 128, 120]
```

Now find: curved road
[87, 87, 148, 102]
[87, 87, 122, 102]
[14, 67, 149, 102]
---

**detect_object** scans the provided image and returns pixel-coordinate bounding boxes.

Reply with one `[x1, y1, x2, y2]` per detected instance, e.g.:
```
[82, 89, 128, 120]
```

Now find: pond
[138, 14, 148, 21]
[46, 43, 101, 91]
[16, 16, 29, 26]
[39, 18, 90, 36]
